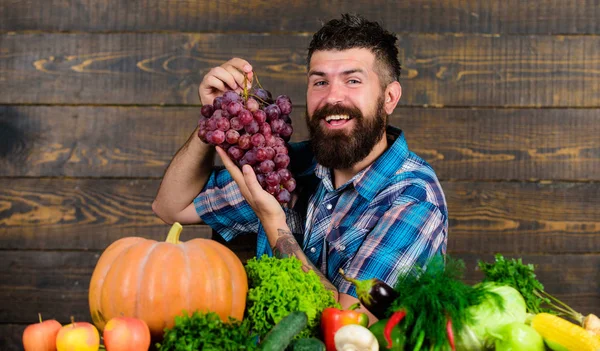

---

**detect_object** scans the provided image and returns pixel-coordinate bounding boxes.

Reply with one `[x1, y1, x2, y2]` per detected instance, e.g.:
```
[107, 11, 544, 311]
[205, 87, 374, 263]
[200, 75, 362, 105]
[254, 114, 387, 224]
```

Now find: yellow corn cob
[531, 313, 600, 351]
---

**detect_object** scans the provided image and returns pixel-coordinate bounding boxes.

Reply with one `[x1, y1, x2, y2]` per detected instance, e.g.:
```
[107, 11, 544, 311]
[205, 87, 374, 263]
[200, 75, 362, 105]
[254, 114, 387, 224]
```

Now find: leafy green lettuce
[245, 255, 339, 339]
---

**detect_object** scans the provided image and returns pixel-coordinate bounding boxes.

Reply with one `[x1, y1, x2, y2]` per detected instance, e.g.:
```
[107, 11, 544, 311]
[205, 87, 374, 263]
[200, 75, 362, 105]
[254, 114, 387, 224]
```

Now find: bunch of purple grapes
[198, 88, 296, 204]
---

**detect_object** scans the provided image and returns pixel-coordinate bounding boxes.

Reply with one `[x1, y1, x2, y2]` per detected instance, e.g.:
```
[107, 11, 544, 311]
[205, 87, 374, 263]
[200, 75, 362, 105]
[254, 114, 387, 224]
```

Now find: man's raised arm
[152, 128, 214, 224]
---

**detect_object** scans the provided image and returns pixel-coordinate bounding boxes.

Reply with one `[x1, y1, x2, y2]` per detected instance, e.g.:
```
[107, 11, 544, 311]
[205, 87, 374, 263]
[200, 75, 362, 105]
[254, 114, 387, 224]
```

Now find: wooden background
[1, 1, 600, 348]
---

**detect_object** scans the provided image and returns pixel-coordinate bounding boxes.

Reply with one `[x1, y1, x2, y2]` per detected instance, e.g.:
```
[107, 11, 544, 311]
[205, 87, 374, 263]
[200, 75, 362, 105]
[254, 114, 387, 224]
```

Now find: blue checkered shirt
[194, 125, 448, 297]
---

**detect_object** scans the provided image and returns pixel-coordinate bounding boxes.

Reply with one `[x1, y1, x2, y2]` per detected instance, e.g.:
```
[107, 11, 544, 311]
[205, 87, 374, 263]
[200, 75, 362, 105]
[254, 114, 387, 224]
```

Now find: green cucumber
[288, 337, 326, 351]
[260, 311, 308, 351]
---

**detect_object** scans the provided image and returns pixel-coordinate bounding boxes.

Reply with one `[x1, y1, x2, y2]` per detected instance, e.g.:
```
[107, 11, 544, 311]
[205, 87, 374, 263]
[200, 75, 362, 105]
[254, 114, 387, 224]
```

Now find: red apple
[103, 317, 151, 351]
[23, 314, 62, 351]
[55, 317, 100, 351]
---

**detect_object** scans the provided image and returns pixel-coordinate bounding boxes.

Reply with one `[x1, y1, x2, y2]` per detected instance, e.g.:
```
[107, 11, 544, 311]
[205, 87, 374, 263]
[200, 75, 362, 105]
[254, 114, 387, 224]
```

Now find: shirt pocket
[326, 227, 370, 263]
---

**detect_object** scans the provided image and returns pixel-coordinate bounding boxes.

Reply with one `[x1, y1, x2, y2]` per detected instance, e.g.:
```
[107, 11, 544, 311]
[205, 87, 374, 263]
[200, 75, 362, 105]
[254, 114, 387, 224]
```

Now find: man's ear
[384, 81, 402, 115]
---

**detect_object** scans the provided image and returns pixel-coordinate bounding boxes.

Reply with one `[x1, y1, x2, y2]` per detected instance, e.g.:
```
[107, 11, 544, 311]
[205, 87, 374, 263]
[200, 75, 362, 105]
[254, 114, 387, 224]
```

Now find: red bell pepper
[321, 303, 369, 351]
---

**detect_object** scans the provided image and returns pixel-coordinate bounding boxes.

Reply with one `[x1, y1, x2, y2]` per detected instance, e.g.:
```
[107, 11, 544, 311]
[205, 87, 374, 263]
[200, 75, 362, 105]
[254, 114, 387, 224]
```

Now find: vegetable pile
[341, 254, 600, 351]
[30, 242, 600, 351]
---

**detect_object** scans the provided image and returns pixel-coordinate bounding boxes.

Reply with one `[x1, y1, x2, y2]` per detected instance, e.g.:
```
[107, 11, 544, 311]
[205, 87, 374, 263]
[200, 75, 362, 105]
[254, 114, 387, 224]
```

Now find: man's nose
[325, 81, 345, 105]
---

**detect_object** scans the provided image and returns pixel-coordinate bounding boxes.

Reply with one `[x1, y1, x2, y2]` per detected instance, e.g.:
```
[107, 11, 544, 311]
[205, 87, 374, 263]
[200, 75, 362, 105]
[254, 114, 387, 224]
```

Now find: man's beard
[305, 94, 387, 170]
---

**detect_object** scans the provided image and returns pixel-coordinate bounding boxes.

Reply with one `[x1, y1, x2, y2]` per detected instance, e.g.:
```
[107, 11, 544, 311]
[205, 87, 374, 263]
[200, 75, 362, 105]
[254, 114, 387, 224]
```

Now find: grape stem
[253, 72, 265, 89]
[249, 93, 269, 105]
[242, 73, 249, 101]
[242, 71, 265, 102]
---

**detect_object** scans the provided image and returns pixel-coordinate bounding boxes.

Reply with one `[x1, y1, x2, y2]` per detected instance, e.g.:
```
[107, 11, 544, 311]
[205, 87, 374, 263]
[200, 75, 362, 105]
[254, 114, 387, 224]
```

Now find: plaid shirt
[194, 125, 448, 297]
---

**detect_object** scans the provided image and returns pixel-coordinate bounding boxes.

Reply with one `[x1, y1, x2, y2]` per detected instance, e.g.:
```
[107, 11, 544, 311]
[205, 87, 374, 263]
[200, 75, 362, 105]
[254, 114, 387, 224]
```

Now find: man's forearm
[264, 219, 338, 298]
[153, 127, 215, 223]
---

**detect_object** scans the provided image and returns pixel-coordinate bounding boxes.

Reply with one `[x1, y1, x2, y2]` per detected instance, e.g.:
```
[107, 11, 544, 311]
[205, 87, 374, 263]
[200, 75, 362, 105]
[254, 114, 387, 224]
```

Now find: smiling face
[305, 48, 388, 169]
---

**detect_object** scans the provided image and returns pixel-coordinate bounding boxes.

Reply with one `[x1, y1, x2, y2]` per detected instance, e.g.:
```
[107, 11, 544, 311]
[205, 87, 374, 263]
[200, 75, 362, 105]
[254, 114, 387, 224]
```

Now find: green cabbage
[456, 283, 527, 351]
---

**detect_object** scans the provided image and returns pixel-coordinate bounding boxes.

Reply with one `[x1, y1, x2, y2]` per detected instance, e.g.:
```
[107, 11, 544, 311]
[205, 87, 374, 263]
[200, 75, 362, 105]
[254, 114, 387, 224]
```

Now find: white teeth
[325, 115, 350, 122]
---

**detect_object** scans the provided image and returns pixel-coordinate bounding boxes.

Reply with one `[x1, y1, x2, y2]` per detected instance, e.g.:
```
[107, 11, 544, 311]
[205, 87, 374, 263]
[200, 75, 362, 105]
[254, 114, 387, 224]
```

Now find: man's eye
[348, 79, 360, 84]
[314, 81, 327, 86]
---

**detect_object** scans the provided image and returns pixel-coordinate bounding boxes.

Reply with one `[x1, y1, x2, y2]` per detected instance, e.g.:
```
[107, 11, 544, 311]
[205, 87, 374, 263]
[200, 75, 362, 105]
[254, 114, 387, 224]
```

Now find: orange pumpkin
[88, 222, 248, 339]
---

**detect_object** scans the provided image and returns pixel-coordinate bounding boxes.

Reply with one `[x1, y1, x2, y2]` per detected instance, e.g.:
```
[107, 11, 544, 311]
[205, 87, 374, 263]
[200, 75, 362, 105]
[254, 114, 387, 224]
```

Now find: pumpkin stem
[166, 222, 183, 244]
[38, 313, 42, 323]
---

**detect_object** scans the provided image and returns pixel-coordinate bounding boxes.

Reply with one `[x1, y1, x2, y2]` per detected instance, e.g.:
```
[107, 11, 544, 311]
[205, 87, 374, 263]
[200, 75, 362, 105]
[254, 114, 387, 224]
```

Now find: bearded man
[152, 13, 448, 324]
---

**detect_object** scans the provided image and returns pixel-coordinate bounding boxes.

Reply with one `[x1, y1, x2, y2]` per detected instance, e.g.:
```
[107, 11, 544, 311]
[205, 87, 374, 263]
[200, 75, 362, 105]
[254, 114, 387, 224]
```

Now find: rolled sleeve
[193, 167, 259, 241]
[336, 198, 447, 297]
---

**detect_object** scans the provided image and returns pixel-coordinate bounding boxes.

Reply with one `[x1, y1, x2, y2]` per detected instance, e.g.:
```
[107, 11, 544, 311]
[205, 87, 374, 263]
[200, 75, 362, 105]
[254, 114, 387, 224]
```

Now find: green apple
[494, 322, 545, 351]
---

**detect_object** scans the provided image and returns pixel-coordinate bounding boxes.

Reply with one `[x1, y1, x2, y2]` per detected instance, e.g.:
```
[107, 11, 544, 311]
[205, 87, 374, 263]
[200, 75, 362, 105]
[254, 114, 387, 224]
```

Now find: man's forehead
[308, 48, 376, 75]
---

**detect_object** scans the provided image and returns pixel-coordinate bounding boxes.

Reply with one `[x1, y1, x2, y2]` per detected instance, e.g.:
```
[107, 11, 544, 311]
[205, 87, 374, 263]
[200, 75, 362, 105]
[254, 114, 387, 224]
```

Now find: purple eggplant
[339, 269, 399, 319]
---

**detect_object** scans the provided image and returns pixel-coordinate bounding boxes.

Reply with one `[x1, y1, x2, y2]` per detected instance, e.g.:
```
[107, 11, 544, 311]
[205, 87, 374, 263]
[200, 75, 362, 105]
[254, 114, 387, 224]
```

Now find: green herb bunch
[156, 311, 258, 351]
[390, 255, 499, 350]
[478, 254, 550, 314]
[245, 255, 339, 339]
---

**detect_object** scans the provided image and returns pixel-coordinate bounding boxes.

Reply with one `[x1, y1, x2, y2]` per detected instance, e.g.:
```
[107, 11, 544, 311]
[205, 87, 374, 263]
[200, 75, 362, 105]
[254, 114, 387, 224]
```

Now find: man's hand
[215, 146, 285, 224]
[199, 58, 254, 105]
[217, 146, 341, 296]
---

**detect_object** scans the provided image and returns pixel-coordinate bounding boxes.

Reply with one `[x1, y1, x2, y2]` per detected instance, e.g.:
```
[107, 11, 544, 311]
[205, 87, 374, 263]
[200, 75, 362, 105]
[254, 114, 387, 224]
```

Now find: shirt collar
[314, 125, 410, 201]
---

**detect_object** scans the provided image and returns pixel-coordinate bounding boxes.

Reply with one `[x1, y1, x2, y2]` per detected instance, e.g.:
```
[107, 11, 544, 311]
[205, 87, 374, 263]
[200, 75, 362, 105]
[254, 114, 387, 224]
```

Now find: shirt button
[326, 203, 333, 210]
[310, 247, 316, 253]
[339, 245, 346, 251]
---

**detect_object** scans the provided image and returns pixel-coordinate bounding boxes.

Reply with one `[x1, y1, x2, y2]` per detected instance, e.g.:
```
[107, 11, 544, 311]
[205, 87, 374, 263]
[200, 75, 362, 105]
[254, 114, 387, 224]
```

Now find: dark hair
[307, 13, 401, 86]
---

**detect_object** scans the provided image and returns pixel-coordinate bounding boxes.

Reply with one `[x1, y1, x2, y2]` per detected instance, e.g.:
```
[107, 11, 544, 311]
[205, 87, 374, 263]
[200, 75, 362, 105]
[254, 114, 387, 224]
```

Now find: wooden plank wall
[1, 1, 599, 348]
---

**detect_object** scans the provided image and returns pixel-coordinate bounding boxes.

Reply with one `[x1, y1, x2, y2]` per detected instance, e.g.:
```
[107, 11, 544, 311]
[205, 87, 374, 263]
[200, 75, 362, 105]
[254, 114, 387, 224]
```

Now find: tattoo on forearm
[274, 228, 337, 293]
[273, 230, 298, 259]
